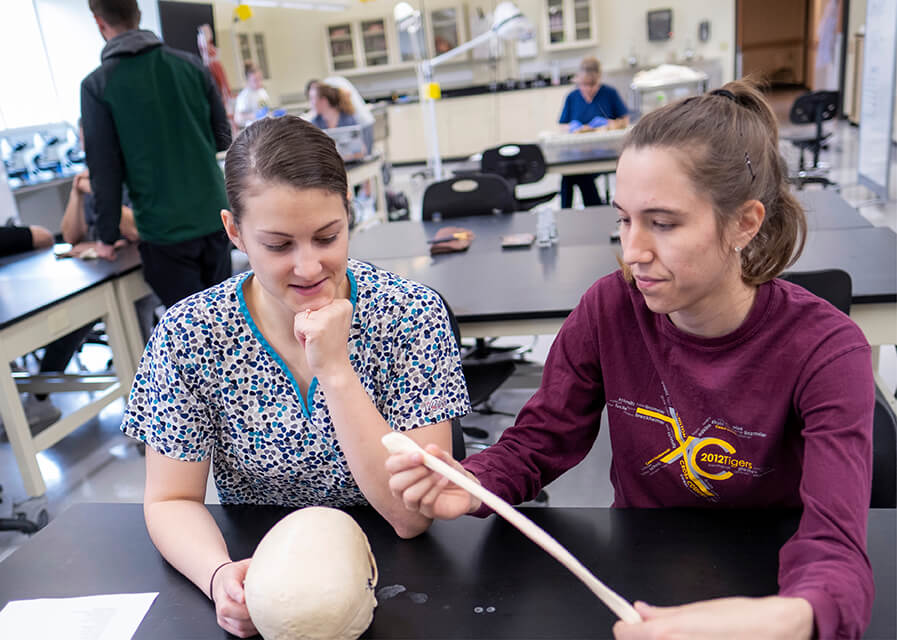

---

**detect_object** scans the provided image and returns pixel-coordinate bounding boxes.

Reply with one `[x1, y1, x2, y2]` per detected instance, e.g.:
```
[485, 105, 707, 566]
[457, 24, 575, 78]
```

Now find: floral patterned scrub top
[121, 259, 471, 507]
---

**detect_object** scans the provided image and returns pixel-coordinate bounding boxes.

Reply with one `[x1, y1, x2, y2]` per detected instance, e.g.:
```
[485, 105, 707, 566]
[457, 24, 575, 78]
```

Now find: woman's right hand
[385, 444, 482, 520]
[211, 559, 258, 638]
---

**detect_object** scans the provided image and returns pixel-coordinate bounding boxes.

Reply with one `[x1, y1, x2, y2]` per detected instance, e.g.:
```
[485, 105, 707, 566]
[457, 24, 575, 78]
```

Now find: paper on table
[0, 592, 158, 640]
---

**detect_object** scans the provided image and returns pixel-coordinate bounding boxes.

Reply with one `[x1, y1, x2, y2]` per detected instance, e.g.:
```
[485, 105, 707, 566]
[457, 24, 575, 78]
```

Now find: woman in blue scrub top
[121, 116, 470, 638]
[558, 56, 629, 208]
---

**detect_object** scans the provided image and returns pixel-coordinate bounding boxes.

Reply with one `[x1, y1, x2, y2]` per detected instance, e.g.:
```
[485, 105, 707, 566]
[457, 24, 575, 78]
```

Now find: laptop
[324, 124, 366, 160]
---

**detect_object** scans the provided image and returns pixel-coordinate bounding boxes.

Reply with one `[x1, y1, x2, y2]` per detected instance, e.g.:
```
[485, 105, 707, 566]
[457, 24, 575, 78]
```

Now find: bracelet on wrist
[208, 560, 233, 602]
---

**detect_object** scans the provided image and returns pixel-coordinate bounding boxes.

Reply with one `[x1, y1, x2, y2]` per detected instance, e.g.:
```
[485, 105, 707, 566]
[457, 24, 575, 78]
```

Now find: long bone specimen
[381, 432, 641, 623]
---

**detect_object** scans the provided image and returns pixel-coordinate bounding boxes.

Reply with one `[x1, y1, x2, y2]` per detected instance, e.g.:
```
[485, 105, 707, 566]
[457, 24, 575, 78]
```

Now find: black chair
[421, 173, 517, 221]
[781, 268, 851, 314]
[481, 144, 558, 211]
[785, 90, 839, 190]
[781, 268, 896, 507]
[422, 172, 535, 361]
[872, 386, 897, 508]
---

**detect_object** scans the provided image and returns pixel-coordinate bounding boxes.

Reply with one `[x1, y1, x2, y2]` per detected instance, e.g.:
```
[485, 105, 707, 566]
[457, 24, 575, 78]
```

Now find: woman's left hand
[613, 597, 814, 640]
[293, 298, 354, 383]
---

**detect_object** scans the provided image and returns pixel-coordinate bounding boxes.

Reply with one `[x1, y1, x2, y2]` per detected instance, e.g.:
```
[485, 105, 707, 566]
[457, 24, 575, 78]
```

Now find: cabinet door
[440, 94, 497, 157]
[386, 103, 426, 163]
[395, 18, 428, 63]
[361, 19, 390, 68]
[497, 86, 569, 144]
[429, 7, 463, 56]
[545, 0, 565, 46]
[327, 23, 357, 71]
[572, 0, 592, 42]
[543, 0, 597, 50]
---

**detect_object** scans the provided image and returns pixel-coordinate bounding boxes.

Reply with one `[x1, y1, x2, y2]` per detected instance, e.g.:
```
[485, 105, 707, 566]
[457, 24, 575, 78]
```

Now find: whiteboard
[857, 0, 897, 199]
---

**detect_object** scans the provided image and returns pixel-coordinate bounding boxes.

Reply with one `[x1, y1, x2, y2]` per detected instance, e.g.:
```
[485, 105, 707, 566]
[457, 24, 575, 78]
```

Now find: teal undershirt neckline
[236, 268, 358, 420]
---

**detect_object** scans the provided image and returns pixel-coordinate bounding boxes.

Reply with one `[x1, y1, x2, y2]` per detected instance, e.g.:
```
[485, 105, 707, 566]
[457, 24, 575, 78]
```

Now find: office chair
[421, 173, 517, 221]
[422, 174, 535, 362]
[0, 485, 46, 534]
[871, 385, 897, 508]
[780, 268, 851, 315]
[481, 144, 558, 211]
[785, 90, 839, 190]
[781, 269, 896, 507]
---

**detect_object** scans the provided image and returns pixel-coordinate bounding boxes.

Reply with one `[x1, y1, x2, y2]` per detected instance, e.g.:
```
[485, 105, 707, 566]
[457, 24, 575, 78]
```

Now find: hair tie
[710, 88, 737, 102]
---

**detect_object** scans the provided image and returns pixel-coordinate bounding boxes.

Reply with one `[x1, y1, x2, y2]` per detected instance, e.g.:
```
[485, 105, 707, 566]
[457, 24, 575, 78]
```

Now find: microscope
[1, 134, 34, 182]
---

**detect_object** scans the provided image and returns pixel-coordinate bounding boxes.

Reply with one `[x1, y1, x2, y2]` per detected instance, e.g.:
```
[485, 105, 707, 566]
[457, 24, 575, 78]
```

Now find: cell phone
[501, 233, 535, 248]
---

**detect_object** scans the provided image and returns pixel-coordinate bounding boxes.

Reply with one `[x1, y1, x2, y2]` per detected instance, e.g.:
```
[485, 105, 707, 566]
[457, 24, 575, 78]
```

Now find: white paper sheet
[0, 592, 158, 640]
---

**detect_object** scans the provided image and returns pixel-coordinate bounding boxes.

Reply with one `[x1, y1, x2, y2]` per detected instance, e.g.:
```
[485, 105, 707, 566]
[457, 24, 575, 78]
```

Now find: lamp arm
[429, 30, 496, 68]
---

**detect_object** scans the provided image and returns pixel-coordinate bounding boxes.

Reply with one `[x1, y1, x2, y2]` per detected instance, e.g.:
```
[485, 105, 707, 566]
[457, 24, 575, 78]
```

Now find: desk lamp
[394, 1, 533, 180]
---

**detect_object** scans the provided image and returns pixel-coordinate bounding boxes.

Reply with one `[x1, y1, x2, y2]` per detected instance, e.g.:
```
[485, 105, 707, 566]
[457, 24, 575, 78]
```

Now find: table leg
[0, 360, 46, 497]
[113, 271, 154, 372]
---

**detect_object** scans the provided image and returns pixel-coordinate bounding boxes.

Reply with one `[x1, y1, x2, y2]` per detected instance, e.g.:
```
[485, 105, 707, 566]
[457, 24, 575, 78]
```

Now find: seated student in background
[62, 162, 137, 248]
[121, 116, 469, 638]
[308, 82, 368, 160]
[387, 80, 874, 640]
[234, 62, 270, 128]
[558, 56, 629, 208]
[24, 153, 144, 427]
[6, 153, 145, 432]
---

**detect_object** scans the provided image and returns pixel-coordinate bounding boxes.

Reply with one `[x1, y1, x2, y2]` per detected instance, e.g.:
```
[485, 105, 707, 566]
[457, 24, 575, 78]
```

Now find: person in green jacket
[81, 0, 232, 308]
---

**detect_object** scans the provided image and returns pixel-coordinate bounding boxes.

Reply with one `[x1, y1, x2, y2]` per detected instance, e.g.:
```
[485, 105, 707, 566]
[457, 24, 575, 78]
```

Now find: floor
[2, 100, 896, 562]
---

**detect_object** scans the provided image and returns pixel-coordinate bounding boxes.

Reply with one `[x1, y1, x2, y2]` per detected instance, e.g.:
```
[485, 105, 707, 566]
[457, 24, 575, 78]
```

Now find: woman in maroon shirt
[386, 79, 874, 640]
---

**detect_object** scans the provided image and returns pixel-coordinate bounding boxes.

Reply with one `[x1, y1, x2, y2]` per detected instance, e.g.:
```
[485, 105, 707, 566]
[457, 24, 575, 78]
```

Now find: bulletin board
[158, 1, 216, 59]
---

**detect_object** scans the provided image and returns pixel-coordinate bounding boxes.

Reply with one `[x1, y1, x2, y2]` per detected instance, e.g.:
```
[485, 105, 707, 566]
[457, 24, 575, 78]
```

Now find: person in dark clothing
[0, 225, 53, 258]
[82, 0, 232, 307]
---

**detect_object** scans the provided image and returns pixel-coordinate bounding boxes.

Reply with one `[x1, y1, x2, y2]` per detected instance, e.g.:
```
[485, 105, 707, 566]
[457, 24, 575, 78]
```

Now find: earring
[734, 246, 741, 253]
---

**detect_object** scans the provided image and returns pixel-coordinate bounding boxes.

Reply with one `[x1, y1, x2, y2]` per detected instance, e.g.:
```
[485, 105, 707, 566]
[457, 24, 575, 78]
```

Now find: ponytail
[622, 77, 806, 284]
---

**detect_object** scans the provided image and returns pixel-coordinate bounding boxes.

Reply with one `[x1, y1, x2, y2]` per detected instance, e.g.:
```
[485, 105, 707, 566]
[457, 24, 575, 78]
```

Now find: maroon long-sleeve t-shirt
[463, 271, 874, 639]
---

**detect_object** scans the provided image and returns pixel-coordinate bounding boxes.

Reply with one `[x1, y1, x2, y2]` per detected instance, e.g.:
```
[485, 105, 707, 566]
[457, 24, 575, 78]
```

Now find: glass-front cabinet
[360, 19, 389, 67]
[546, 0, 565, 45]
[326, 23, 357, 71]
[397, 20, 428, 63]
[542, 0, 597, 50]
[429, 7, 463, 56]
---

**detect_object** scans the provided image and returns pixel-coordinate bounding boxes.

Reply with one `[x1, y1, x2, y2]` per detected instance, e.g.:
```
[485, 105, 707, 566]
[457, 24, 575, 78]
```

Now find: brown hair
[315, 83, 355, 115]
[88, 0, 140, 29]
[224, 115, 348, 225]
[244, 62, 259, 80]
[621, 78, 806, 285]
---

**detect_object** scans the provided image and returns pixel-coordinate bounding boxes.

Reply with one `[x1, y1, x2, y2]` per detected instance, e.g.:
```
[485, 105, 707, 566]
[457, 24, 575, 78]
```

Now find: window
[0, 1, 61, 128]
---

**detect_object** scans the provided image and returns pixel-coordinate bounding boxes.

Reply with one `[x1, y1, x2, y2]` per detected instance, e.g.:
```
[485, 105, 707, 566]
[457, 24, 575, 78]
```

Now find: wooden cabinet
[360, 19, 390, 68]
[326, 17, 405, 73]
[440, 93, 496, 157]
[542, 0, 597, 51]
[325, 23, 357, 72]
[386, 86, 573, 163]
[496, 86, 569, 143]
[427, 6, 467, 58]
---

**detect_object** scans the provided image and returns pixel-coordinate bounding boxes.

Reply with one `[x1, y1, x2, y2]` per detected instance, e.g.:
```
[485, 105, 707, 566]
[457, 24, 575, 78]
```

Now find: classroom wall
[183, 0, 735, 104]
